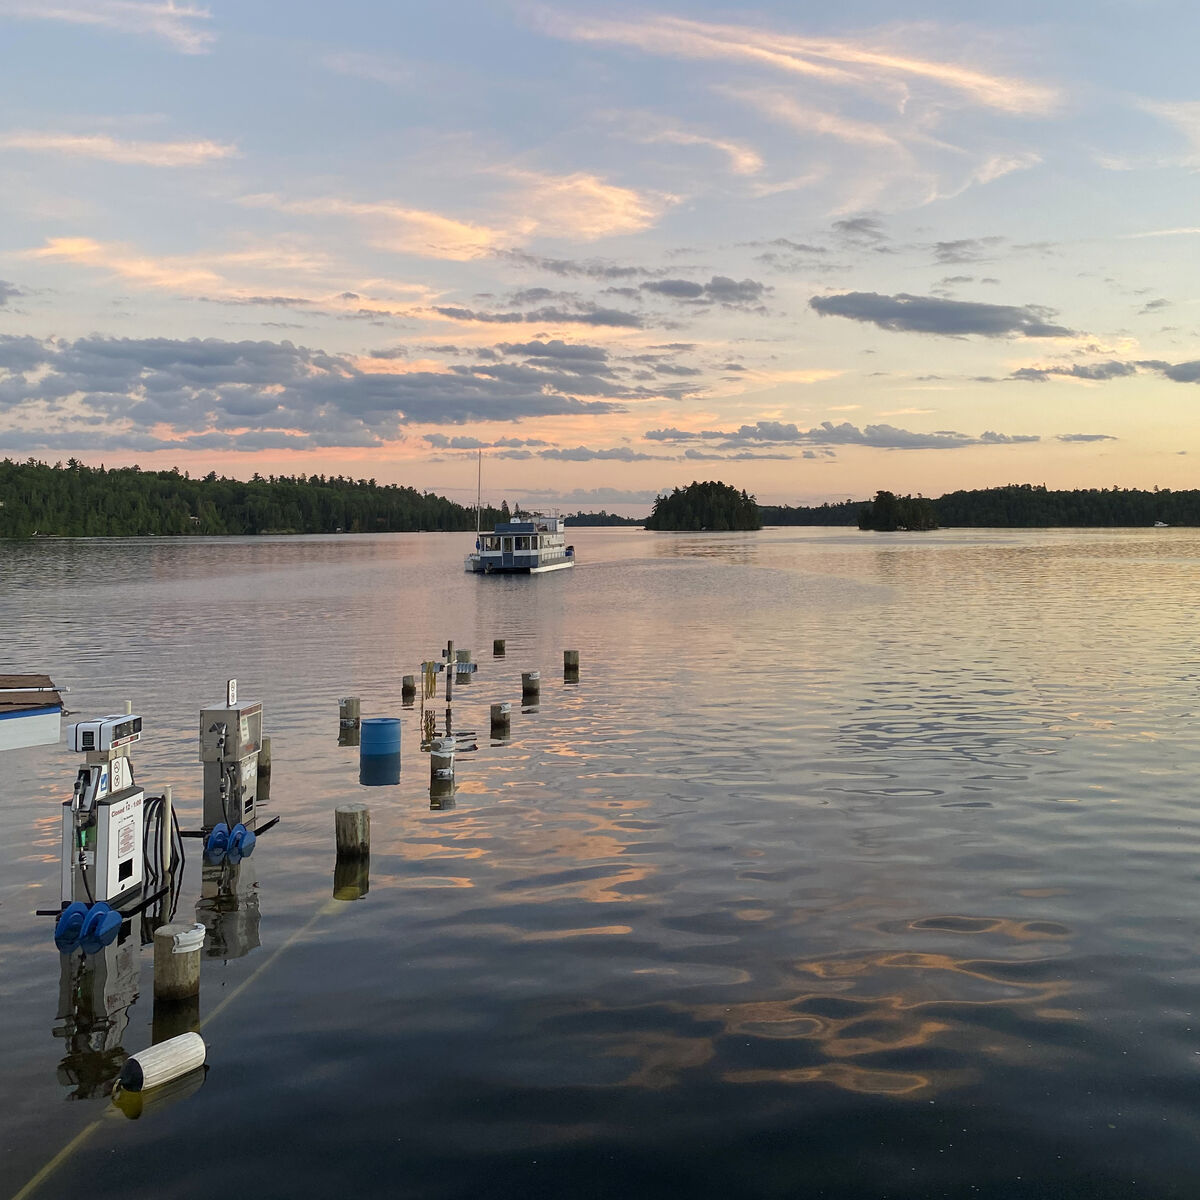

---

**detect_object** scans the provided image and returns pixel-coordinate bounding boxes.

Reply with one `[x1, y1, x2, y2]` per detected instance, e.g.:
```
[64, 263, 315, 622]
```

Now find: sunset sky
[1, 1, 1198, 512]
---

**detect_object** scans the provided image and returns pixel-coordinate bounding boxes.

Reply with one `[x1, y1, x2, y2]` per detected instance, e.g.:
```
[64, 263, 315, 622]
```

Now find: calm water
[3, 527, 1200, 1199]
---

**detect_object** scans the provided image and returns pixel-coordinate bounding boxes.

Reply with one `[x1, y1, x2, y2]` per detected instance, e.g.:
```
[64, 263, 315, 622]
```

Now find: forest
[766, 484, 1196, 529]
[0, 458, 495, 537]
[644, 480, 761, 531]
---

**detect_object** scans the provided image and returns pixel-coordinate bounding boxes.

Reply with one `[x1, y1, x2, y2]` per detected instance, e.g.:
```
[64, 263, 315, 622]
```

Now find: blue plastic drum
[359, 716, 401, 786]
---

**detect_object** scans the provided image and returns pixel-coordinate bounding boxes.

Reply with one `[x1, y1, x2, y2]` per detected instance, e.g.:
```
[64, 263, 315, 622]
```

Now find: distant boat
[1154, 521, 1169, 528]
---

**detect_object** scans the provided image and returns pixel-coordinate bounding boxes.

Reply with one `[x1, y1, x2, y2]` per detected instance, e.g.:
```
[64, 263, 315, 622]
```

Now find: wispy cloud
[0, 1, 215, 54]
[538, 12, 1059, 115]
[0, 131, 236, 166]
[323, 50, 412, 90]
[641, 128, 763, 175]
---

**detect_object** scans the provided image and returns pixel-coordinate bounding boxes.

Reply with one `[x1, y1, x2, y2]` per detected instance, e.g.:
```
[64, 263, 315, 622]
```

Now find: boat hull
[465, 556, 574, 574]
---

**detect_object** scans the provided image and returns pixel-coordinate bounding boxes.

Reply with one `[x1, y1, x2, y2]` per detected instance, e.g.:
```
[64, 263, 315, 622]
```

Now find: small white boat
[465, 516, 575, 574]
[1154, 521, 1169, 528]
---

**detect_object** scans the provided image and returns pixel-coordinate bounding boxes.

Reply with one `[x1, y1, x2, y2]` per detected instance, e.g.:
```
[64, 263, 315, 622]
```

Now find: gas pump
[60, 716, 145, 917]
[199, 682, 263, 832]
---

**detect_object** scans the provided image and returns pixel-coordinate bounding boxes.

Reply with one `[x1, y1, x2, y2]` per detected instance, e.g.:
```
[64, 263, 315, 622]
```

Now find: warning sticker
[117, 820, 136, 858]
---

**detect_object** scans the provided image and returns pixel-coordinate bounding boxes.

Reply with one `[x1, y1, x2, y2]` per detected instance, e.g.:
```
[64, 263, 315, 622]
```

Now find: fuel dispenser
[199, 682, 263, 832]
[61, 715, 146, 912]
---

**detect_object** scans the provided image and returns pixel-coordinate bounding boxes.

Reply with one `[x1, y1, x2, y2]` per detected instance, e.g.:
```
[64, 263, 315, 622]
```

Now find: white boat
[1154, 521, 1169, 528]
[465, 516, 575, 574]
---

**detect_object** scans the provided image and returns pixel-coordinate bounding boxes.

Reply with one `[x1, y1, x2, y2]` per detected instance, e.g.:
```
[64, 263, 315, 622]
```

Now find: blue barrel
[359, 717, 401, 786]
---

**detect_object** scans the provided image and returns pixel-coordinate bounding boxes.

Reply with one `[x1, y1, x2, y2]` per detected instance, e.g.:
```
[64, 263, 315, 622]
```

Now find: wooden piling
[153, 923, 202, 1002]
[335, 803, 370, 858]
[490, 701, 511, 737]
[493, 638, 506, 656]
[401, 674, 416, 701]
[339, 696, 361, 728]
[564, 649, 580, 683]
[522, 670, 541, 700]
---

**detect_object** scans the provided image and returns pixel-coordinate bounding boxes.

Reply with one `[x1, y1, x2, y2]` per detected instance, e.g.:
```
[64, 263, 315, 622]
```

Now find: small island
[645, 480, 762, 531]
[857, 490, 938, 532]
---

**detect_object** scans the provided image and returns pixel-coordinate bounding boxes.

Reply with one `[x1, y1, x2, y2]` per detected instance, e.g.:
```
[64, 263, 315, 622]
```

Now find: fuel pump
[60, 715, 146, 911]
[199, 681, 263, 832]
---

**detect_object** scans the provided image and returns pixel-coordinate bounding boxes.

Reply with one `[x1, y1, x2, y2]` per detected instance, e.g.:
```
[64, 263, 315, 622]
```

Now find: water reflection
[195, 859, 261, 961]
[52, 914, 141, 1101]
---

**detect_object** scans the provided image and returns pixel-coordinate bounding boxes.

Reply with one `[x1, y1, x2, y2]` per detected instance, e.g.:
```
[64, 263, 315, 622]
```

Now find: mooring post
[564, 649, 580, 682]
[153, 922, 203, 1002]
[522, 670, 541, 702]
[402, 674, 416, 703]
[339, 696, 361, 728]
[335, 802, 370, 857]
[493, 638, 506, 656]
[490, 701, 511, 738]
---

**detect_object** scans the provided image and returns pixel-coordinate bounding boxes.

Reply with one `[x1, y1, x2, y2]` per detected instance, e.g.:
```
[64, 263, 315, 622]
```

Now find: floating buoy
[116, 1032, 206, 1094]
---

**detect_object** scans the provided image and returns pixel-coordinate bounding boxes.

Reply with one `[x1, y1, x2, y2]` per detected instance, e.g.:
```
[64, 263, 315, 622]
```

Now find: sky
[1, 0, 1198, 512]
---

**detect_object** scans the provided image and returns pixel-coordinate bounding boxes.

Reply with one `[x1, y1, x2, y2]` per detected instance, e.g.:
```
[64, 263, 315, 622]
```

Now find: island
[644, 480, 761, 531]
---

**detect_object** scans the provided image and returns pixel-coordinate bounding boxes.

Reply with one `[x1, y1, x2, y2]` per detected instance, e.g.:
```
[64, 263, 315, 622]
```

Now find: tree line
[0, 458, 498, 537]
[765, 484, 1200, 529]
[645, 481, 761, 531]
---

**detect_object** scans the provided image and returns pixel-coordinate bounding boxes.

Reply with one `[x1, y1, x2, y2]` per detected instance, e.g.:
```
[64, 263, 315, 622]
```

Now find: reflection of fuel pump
[199, 684, 263, 832]
[61, 715, 145, 912]
[195, 857, 261, 960]
[52, 912, 142, 1100]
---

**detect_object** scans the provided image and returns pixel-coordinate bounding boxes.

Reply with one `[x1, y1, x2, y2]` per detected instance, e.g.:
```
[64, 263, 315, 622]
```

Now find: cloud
[931, 237, 1003, 264]
[503, 169, 670, 240]
[724, 87, 899, 149]
[833, 217, 887, 243]
[642, 128, 763, 175]
[640, 275, 767, 308]
[540, 446, 669, 462]
[323, 50, 411, 90]
[0, 1, 215, 53]
[493, 250, 658, 280]
[432, 304, 644, 329]
[810, 291, 1074, 337]
[0, 131, 236, 166]
[1161, 360, 1200, 383]
[1012, 360, 1139, 382]
[539, 13, 1059, 114]
[0, 281, 22, 306]
[1056, 433, 1116, 442]
[0, 334, 626, 453]
[646, 419, 1039, 451]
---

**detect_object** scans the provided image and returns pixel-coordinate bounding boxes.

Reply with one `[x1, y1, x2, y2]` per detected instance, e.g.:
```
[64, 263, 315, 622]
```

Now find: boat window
[484, 536, 499, 551]
[516, 536, 529, 550]
[502, 537, 513, 552]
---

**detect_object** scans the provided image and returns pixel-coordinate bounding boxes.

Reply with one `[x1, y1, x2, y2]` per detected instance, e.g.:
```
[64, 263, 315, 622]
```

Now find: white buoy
[116, 1032, 206, 1093]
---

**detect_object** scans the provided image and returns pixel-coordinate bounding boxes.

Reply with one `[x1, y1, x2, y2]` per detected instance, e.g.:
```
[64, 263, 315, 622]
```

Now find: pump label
[117, 820, 136, 859]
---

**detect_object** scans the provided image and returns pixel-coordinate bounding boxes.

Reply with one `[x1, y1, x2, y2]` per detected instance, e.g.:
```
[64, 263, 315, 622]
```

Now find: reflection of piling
[522, 671, 541, 702]
[333, 853, 370, 901]
[490, 702, 511, 739]
[402, 675, 416, 704]
[335, 803, 370, 858]
[564, 649, 579, 683]
[257, 736, 272, 800]
[153, 923, 202, 1002]
[152, 994, 200, 1045]
[493, 638, 506, 657]
[430, 735, 456, 804]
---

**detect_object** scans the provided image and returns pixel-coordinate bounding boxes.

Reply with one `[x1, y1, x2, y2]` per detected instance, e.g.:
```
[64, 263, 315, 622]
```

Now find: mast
[475, 449, 482, 534]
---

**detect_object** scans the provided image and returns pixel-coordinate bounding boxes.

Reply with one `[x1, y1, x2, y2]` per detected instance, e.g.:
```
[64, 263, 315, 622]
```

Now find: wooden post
[564, 649, 580, 683]
[493, 638, 506, 656]
[161, 784, 173, 875]
[402, 675, 416, 702]
[153, 922, 203, 1002]
[490, 702, 511, 738]
[335, 803, 370, 858]
[522, 670, 541, 701]
[339, 697, 361, 727]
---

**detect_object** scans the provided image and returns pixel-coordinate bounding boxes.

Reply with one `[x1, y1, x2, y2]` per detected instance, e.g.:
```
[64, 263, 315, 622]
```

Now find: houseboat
[465, 517, 575, 574]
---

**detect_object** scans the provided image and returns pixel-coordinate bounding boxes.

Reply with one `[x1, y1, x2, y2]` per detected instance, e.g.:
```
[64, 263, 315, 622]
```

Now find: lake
[3, 526, 1199, 1199]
